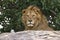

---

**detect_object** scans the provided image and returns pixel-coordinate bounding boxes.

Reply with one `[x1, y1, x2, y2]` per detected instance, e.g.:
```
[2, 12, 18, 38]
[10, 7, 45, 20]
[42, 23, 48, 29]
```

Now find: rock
[0, 30, 60, 40]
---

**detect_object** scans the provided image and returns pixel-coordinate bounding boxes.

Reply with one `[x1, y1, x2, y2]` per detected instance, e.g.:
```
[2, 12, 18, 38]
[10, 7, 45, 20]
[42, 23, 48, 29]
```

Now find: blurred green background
[0, 0, 60, 33]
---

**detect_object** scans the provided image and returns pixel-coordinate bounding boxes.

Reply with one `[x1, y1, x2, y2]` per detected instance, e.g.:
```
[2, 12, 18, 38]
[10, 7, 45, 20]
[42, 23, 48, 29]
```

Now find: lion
[22, 5, 53, 31]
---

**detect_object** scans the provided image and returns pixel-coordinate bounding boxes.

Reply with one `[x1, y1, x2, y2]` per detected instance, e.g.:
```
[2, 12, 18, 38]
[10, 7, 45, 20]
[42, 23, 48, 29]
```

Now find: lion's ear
[33, 7, 40, 13]
[22, 9, 26, 13]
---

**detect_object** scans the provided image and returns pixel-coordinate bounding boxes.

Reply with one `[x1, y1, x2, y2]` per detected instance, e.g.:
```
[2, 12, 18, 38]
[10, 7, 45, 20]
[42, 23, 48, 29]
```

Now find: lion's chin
[27, 24, 34, 27]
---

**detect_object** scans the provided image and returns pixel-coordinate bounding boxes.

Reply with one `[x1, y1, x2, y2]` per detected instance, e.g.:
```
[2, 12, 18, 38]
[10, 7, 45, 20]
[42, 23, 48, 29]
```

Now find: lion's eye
[26, 15, 29, 17]
[33, 15, 35, 17]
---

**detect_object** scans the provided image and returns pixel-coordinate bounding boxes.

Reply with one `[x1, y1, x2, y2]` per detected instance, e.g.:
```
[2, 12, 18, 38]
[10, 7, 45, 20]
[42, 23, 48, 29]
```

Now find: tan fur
[22, 5, 53, 31]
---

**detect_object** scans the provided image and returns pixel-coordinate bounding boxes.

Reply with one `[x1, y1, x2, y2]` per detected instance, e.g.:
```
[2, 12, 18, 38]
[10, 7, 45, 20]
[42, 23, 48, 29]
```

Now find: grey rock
[0, 30, 60, 40]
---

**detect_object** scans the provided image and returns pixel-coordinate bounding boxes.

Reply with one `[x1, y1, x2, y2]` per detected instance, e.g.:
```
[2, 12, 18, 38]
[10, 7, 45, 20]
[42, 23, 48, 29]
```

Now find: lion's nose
[28, 20, 32, 22]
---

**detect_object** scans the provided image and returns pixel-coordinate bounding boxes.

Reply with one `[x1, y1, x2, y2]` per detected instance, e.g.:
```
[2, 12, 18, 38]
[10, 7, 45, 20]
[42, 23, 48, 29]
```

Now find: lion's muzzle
[27, 20, 34, 26]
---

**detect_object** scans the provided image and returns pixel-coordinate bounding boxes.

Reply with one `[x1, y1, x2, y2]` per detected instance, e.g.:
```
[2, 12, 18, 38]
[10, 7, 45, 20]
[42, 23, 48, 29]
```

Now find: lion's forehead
[26, 11, 36, 15]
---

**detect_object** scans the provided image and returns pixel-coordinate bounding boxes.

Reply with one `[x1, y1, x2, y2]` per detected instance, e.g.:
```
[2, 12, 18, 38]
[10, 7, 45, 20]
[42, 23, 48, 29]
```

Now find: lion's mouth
[27, 24, 34, 26]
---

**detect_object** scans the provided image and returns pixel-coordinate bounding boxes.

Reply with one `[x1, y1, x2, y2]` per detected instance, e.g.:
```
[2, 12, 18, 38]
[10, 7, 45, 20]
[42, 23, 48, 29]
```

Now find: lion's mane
[22, 5, 53, 31]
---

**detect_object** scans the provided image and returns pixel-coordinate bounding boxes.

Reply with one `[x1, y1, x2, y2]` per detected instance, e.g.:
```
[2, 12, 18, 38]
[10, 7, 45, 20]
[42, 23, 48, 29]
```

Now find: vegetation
[0, 0, 60, 32]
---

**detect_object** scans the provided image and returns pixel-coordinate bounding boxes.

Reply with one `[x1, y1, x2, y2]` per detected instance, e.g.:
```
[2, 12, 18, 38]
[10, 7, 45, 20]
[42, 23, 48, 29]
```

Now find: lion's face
[22, 7, 42, 27]
[25, 10, 38, 27]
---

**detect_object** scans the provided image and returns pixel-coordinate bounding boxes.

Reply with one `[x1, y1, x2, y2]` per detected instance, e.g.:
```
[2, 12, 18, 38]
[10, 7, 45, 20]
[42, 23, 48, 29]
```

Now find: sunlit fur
[22, 5, 53, 30]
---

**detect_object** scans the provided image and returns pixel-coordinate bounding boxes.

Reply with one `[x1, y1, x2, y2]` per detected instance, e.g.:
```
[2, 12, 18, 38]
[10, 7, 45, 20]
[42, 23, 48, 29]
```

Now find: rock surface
[0, 30, 60, 40]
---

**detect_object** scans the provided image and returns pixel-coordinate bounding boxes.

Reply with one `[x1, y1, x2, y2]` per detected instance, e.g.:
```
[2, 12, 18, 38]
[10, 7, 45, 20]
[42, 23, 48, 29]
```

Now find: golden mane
[22, 5, 53, 31]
